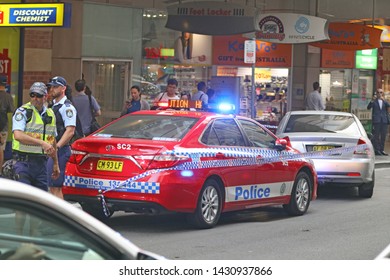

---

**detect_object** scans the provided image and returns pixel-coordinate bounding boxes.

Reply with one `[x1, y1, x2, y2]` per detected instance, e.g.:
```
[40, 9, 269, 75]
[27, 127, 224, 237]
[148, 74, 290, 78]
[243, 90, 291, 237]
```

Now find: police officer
[12, 82, 60, 235]
[47, 76, 77, 199]
[12, 82, 60, 186]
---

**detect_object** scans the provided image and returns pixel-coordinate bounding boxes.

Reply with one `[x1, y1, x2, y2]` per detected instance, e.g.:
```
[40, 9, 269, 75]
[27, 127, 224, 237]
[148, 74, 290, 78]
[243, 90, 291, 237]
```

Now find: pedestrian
[47, 76, 77, 199]
[180, 91, 191, 100]
[73, 79, 101, 135]
[0, 75, 15, 177]
[206, 88, 215, 102]
[152, 78, 179, 109]
[305, 81, 325, 111]
[367, 88, 390, 156]
[180, 92, 196, 111]
[120, 85, 150, 116]
[191, 81, 208, 110]
[12, 81, 59, 235]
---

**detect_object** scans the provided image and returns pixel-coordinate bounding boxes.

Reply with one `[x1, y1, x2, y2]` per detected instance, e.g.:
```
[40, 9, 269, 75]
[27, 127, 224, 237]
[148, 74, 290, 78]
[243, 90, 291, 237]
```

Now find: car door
[238, 119, 296, 203]
[200, 117, 259, 210]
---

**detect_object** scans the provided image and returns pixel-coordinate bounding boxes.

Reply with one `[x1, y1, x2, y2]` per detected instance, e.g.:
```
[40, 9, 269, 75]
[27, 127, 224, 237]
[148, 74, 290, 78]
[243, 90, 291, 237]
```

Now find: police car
[63, 101, 318, 229]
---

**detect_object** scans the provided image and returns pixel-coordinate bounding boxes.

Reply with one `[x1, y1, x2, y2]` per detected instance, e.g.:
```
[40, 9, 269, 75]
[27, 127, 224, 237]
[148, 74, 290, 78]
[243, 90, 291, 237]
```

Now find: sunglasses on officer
[30, 92, 44, 98]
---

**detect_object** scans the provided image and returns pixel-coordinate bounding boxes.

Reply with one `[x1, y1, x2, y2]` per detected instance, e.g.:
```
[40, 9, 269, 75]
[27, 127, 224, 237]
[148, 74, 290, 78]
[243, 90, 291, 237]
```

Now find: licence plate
[313, 145, 334, 151]
[97, 160, 124, 172]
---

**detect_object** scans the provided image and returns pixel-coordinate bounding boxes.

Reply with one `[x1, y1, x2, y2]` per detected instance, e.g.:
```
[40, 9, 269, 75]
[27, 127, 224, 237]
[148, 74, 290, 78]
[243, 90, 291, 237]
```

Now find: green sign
[355, 49, 377, 69]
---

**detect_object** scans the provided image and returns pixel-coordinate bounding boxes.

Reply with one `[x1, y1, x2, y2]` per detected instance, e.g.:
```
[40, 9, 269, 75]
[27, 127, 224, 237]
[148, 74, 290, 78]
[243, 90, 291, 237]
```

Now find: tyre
[283, 171, 312, 216]
[358, 172, 375, 198]
[187, 179, 222, 229]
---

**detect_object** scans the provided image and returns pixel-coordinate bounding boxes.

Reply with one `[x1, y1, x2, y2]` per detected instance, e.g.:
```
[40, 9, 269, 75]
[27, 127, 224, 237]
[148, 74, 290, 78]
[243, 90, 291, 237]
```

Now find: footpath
[375, 155, 390, 169]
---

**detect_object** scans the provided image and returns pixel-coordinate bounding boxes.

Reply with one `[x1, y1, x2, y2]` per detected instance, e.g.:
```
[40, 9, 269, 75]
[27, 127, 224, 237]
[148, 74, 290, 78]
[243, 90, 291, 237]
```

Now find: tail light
[354, 138, 371, 156]
[69, 149, 87, 164]
[134, 154, 190, 170]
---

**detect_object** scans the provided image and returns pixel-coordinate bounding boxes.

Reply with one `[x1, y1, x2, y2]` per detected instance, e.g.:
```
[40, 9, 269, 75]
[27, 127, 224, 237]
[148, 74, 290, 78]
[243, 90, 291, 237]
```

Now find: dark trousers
[372, 122, 388, 152]
[13, 155, 49, 191]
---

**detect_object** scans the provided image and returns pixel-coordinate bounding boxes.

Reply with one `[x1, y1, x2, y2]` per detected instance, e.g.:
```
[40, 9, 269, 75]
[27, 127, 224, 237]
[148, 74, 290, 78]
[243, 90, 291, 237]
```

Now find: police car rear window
[96, 115, 198, 140]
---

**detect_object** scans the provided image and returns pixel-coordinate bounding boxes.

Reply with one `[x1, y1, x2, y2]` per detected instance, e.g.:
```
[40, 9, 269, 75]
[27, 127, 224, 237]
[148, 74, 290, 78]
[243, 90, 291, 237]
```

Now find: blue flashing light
[180, 170, 194, 177]
[217, 103, 235, 112]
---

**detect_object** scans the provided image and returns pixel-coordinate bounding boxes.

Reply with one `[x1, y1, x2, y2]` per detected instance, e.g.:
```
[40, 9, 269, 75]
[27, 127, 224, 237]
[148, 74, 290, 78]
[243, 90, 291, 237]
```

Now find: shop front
[319, 48, 377, 134]
[141, 20, 292, 130]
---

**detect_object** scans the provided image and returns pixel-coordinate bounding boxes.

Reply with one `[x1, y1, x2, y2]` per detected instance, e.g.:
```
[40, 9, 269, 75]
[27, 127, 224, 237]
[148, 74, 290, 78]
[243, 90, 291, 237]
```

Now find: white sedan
[0, 178, 163, 260]
[276, 110, 375, 198]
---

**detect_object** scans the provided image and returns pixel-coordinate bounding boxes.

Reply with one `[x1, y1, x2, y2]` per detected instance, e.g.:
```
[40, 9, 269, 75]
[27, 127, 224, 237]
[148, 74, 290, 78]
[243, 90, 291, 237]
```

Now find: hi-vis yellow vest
[13, 103, 56, 155]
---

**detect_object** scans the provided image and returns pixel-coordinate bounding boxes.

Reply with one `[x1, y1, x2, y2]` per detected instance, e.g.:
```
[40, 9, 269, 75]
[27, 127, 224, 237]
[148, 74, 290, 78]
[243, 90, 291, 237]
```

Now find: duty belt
[13, 152, 48, 162]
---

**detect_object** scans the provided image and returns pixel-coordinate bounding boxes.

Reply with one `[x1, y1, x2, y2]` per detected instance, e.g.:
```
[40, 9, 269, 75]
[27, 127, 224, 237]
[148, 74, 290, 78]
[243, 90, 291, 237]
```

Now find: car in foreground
[63, 109, 318, 229]
[0, 178, 163, 260]
[275, 110, 375, 198]
[375, 243, 390, 260]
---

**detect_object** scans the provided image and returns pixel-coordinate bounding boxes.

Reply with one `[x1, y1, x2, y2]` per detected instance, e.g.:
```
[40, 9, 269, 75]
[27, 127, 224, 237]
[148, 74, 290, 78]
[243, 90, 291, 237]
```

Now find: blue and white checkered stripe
[64, 176, 160, 194]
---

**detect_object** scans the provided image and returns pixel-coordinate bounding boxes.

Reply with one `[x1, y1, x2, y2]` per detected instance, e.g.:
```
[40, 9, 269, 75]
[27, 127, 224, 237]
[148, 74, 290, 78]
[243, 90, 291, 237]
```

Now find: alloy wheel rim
[201, 186, 219, 223]
[296, 178, 309, 211]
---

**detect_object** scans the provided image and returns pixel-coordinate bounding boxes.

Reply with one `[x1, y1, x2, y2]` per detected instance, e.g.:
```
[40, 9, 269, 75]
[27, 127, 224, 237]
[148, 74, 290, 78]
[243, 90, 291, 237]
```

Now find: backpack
[52, 99, 84, 144]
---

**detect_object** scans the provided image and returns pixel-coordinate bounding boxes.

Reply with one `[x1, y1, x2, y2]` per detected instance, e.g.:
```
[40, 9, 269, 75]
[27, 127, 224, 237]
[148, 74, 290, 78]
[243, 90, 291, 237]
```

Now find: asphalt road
[107, 168, 390, 260]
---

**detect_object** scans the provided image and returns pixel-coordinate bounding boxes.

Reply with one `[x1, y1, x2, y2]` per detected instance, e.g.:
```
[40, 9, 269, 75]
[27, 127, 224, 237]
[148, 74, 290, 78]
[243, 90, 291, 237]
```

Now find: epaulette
[64, 99, 72, 107]
[25, 109, 33, 123]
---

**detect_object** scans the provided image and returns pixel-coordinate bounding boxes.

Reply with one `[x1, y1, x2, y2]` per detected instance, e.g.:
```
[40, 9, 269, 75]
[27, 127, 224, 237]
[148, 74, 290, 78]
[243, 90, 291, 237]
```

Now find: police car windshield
[96, 115, 198, 140]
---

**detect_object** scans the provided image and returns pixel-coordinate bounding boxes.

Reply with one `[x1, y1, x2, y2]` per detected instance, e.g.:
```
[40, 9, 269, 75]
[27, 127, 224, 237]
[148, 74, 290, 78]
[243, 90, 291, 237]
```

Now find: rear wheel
[187, 179, 222, 229]
[358, 172, 375, 198]
[283, 171, 312, 216]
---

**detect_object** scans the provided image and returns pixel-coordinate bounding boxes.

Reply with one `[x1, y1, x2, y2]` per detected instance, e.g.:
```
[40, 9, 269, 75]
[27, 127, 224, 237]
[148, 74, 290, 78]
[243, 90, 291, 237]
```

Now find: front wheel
[187, 179, 222, 229]
[283, 171, 312, 216]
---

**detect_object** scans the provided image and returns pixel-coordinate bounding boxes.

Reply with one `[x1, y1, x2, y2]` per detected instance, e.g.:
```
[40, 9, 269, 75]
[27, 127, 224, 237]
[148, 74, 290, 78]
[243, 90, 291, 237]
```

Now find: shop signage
[255, 69, 271, 82]
[321, 49, 355, 68]
[165, 1, 256, 35]
[244, 40, 256, 63]
[212, 35, 291, 67]
[0, 3, 65, 27]
[216, 67, 238, 76]
[355, 49, 378, 70]
[0, 49, 11, 87]
[250, 13, 329, 44]
[310, 23, 382, 50]
[144, 47, 175, 59]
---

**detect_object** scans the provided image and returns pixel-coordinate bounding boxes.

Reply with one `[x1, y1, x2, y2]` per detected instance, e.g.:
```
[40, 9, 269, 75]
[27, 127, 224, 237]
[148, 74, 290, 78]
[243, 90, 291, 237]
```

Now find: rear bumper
[64, 194, 170, 215]
[314, 158, 374, 185]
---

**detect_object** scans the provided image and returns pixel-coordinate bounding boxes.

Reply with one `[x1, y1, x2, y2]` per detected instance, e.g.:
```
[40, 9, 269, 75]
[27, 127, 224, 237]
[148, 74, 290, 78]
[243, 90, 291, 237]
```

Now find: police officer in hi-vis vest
[12, 82, 60, 235]
[12, 82, 60, 186]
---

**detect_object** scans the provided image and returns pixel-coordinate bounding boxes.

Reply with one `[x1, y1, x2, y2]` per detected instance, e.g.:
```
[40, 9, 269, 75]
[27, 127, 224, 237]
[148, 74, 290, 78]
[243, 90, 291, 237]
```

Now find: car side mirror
[274, 138, 287, 151]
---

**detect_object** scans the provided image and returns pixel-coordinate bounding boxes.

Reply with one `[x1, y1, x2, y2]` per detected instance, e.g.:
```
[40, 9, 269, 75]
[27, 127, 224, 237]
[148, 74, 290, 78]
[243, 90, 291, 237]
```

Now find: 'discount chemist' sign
[0, 3, 64, 27]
